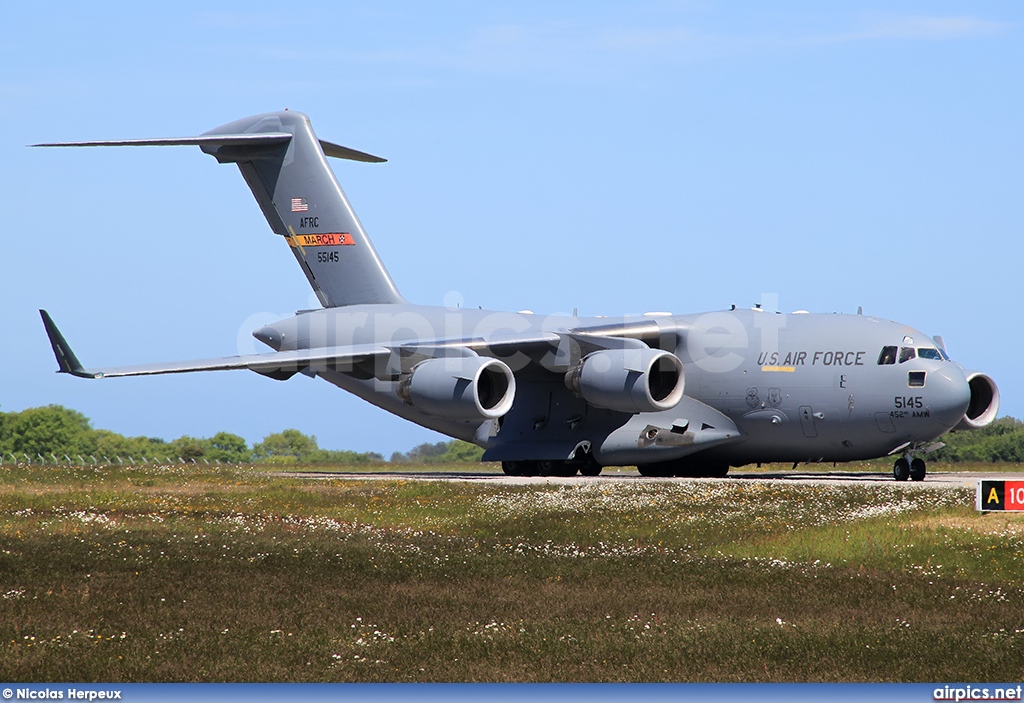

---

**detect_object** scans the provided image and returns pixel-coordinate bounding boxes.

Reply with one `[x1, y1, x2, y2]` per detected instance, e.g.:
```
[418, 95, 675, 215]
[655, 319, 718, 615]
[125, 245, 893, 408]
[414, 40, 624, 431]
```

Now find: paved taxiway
[278, 470, 1022, 488]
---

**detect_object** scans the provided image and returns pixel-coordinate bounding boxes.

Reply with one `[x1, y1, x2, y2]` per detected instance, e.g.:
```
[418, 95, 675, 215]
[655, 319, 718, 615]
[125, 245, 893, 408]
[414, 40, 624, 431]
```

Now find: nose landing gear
[910, 457, 926, 481]
[893, 454, 927, 482]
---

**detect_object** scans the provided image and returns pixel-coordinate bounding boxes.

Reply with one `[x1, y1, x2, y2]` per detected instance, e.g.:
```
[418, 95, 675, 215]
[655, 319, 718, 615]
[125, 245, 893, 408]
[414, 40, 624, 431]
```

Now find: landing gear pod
[397, 356, 516, 421]
[564, 347, 685, 414]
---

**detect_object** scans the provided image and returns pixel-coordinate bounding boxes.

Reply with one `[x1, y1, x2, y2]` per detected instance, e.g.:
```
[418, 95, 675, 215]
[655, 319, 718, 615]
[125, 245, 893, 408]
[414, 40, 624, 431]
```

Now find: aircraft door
[799, 405, 817, 438]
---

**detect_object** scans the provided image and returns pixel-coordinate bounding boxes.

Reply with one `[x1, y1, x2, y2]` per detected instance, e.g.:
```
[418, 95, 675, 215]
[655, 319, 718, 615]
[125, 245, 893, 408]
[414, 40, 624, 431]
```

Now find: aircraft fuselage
[254, 304, 980, 469]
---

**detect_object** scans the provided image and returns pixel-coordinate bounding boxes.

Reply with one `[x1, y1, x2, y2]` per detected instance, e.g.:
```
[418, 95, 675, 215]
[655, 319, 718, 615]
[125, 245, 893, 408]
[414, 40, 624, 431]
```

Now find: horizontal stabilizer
[319, 140, 387, 163]
[31, 133, 293, 149]
[32, 134, 385, 163]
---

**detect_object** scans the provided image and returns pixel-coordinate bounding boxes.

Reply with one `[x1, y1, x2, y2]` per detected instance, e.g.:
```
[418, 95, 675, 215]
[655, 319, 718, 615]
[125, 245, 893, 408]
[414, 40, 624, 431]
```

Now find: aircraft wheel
[707, 464, 730, 478]
[893, 458, 910, 482]
[503, 460, 540, 476]
[637, 463, 670, 477]
[579, 461, 602, 477]
[537, 459, 576, 476]
[502, 460, 527, 476]
[555, 461, 579, 477]
[910, 458, 926, 482]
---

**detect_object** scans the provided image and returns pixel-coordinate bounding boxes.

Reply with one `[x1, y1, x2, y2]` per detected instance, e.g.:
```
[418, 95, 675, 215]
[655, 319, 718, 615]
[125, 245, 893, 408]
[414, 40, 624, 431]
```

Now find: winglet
[39, 310, 97, 378]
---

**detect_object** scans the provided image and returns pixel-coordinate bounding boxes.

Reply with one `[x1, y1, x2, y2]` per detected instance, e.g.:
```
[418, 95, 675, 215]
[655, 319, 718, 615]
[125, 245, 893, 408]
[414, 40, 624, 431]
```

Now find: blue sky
[2, 2, 1021, 455]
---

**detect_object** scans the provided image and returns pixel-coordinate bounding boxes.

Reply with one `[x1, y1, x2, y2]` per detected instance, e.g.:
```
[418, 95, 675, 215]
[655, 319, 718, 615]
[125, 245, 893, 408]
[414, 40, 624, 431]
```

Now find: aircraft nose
[928, 365, 971, 429]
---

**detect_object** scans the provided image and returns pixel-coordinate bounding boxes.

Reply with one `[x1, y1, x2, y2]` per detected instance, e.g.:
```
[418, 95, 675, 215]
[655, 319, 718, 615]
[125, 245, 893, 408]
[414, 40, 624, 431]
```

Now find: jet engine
[396, 356, 515, 421]
[954, 371, 1000, 430]
[564, 347, 685, 414]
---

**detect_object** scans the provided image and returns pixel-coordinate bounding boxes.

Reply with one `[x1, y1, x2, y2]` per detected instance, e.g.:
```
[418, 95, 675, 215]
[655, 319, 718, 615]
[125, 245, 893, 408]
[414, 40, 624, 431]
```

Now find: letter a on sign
[978, 480, 1005, 511]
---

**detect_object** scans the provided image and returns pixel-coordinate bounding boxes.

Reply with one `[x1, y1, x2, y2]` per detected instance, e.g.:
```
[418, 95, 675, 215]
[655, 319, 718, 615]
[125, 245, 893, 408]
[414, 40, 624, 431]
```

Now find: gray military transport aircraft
[36, 111, 1000, 480]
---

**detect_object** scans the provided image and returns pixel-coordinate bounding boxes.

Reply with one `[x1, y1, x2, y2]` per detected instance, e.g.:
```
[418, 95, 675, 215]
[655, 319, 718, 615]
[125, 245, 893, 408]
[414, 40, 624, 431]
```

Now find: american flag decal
[291, 198, 308, 212]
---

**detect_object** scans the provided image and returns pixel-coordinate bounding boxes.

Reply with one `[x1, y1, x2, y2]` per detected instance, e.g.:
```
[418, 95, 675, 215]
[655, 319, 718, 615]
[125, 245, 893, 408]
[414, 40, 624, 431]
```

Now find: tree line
[930, 416, 1024, 463]
[1, 404, 1021, 466]
[0, 405, 483, 465]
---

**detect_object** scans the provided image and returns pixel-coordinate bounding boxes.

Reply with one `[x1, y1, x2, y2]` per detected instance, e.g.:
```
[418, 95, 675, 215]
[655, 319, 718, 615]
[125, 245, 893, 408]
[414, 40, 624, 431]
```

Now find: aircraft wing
[41, 311, 571, 382]
[40, 310, 389, 380]
[41, 309, 669, 382]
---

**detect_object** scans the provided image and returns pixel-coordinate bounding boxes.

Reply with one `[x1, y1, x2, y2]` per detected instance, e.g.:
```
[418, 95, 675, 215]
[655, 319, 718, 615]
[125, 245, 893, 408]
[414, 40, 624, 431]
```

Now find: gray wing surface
[39, 311, 573, 380]
[40, 310, 388, 380]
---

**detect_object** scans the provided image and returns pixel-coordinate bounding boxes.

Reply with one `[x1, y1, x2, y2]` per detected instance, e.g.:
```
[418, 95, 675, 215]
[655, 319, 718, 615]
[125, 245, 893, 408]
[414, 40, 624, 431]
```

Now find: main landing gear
[501, 458, 603, 477]
[893, 454, 927, 482]
[638, 461, 729, 478]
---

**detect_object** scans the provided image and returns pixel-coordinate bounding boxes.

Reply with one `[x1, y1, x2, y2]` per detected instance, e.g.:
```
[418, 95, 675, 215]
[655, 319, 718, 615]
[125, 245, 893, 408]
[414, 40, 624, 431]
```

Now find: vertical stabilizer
[33, 111, 404, 307]
[199, 111, 404, 307]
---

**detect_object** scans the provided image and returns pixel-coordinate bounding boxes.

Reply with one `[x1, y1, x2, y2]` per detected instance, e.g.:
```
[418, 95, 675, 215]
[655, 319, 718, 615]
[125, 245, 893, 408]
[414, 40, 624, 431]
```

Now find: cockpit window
[878, 346, 897, 365]
[898, 347, 916, 363]
[918, 348, 942, 361]
[939, 348, 950, 361]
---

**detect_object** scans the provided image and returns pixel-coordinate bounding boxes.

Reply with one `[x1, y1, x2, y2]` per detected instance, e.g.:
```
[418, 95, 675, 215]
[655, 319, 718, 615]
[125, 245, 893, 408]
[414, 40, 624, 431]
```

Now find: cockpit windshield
[877, 346, 897, 365]
[878, 345, 950, 365]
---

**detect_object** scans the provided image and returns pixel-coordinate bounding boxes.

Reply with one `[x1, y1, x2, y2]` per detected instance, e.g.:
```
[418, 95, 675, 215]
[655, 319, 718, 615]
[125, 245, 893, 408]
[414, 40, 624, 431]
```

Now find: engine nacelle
[564, 347, 685, 414]
[396, 356, 515, 421]
[954, 371, 1000, 430]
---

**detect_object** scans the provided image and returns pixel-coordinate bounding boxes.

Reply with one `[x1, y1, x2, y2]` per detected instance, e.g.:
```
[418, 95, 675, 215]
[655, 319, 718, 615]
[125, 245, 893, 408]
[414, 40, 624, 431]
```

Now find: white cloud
[232, 11, 1015, 85]
[815, 14, 1010, 44]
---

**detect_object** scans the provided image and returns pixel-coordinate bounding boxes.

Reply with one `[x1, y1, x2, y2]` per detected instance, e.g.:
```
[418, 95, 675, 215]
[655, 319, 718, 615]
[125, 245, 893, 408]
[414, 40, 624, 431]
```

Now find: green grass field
[2, 461, 1023, 682]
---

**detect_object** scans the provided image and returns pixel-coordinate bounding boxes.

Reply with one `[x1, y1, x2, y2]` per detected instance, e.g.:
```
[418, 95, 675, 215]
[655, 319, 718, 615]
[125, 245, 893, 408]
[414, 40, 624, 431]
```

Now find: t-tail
[34, 111, 404, 308]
